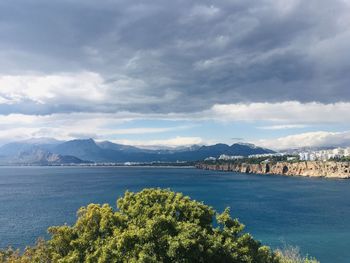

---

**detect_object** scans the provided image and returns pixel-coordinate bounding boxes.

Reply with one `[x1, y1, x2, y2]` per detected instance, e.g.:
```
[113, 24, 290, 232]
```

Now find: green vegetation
[329, 156, 350, 162]
[203, 155, 300, 166]
[1, 188, 316, 263]
[275, 246, 319, 263]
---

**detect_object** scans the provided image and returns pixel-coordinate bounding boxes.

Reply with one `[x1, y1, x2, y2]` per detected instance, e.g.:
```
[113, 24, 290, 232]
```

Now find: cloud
[0, 72, 179, 114]
[210, 101, 350, 124]
[0, 113, 192, 145]
[257, 124, 307, 130]
[0, 100, 349, 146]
[0, 0, 349, 115]
[182, 4, 221, 22]
[256, 131, 350, 150]
[0, 72, 106, 105]
[0, 0, 349, 148]
[1, 99, 349, 126]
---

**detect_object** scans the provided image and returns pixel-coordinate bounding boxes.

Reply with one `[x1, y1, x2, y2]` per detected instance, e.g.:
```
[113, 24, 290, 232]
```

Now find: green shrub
[275, 246, 319, 263]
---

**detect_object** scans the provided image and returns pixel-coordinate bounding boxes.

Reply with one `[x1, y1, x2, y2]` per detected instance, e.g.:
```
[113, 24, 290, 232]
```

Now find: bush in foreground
[1, 188, 316, 263]
[275, 246, 319, 263]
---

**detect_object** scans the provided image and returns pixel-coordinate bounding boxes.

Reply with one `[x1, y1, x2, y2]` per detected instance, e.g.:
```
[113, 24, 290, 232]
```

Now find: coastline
[196, 161, 350, 179]
[0, 164, 196, 169]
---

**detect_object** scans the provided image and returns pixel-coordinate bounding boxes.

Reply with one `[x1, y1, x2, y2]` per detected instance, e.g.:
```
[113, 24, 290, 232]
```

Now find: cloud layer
[210, 101, 350, 123]
[0, 101, 349, 147]
[256, 131, 350, 150]
[0, 0, 350, 114]
[0, 0, 349, 148]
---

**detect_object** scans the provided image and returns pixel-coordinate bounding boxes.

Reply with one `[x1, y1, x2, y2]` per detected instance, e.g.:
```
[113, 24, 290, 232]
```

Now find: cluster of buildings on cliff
[205, 153, 284, 161]
[297, 147, 350, 161]
[204, 147, 350, 162]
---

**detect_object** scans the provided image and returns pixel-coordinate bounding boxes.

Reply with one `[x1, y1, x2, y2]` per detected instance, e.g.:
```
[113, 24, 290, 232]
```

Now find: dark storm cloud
[0, 0, 349, 114]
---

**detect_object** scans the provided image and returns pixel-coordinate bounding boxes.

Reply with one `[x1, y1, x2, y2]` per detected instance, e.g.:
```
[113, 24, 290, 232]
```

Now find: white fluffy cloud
[256, 131, 350, 150]
[0, 72, 177, 113]
[0, 72, 106, 104]
[210, 101, 350, 123]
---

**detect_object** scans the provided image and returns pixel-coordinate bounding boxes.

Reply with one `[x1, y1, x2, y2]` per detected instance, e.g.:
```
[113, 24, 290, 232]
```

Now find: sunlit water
[1, 166, 349, 262]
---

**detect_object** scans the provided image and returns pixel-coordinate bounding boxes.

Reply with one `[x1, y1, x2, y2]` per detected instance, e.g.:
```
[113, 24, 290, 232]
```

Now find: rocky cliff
[196, 161, 350, 179]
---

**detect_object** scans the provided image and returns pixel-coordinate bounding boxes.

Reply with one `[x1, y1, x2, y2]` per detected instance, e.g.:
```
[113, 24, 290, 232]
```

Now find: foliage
[0, 239, 50, 263]
[0, 188, 316, 263]
[275, 246, 319, 263]
[203, 155, 300, 166]
[329, 156, 350, 162]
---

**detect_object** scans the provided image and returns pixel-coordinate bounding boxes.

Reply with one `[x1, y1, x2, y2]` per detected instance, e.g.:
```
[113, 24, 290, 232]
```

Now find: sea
[1, 166, 349, 262]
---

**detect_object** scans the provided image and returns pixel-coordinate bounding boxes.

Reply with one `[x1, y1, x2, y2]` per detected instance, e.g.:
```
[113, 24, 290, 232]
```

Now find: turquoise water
[0, 167, 349, 262]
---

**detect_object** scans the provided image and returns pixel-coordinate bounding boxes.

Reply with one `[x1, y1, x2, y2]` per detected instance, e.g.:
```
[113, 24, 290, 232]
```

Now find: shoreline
[0, 164, 196, 169]
[196, 161, 350, 179]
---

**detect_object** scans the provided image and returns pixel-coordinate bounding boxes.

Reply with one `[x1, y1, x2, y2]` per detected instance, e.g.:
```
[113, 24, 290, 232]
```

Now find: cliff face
[196, 161, 350, 179]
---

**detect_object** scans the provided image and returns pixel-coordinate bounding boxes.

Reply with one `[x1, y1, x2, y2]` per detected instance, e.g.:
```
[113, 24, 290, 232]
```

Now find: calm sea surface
[0, 166, 349, 262]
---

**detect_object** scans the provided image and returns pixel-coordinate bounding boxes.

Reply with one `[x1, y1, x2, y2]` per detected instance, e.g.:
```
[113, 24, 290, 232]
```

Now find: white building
[248, 153, 283, 159]
[298, 147, 350, 161]
[218, 154, 244, 161]
[204, 157, 217, 161]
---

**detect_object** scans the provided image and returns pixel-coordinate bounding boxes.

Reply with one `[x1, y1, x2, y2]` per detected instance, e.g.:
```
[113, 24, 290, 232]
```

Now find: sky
[0, 0, 350, 150]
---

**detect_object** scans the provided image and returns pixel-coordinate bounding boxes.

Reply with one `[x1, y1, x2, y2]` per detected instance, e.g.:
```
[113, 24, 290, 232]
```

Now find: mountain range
[0, 138, 275, 165]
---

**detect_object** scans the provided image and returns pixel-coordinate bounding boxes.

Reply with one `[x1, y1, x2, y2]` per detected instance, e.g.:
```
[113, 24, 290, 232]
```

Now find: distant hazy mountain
[0, 138, 62, 157]
[53, 139, 165, 163]
[0, 146, 88, 165]
[17, 148, 88, 165]
[97, 141, 141, 152]
[0, 138, 275, 165]
[162, 143, 275, 162]
[53, 139, 107, 162]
